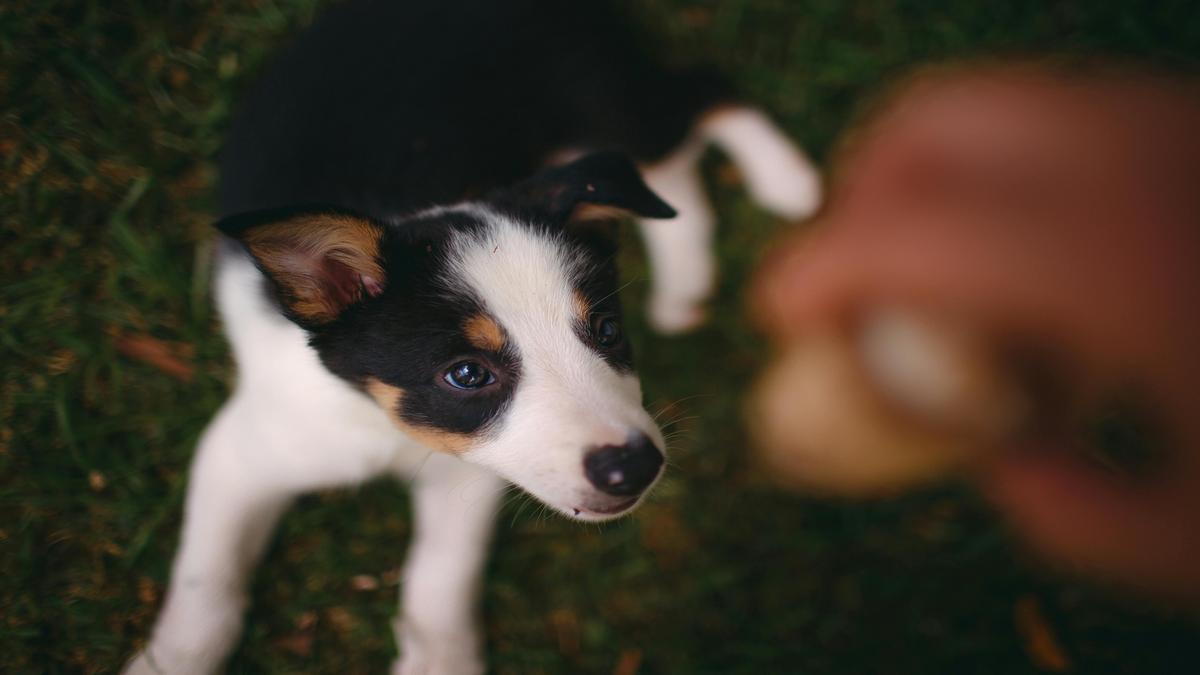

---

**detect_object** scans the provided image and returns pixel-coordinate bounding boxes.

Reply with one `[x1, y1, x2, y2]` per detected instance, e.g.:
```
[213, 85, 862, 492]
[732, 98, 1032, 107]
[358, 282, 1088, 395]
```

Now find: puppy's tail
[698, 106, 822, 220]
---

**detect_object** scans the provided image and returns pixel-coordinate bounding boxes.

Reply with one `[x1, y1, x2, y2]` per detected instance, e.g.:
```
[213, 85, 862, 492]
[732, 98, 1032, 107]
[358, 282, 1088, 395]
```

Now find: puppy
[125, 2, 819, 673]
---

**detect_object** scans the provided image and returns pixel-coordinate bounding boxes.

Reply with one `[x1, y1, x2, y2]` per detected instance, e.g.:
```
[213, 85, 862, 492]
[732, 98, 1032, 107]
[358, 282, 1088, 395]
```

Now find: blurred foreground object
[749, 62, 1200, 596]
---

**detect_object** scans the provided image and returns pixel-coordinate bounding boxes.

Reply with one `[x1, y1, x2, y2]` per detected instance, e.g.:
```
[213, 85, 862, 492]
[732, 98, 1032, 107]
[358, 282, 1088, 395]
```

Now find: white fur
[638, 105, 821, 333]
[638, 139, 715, 333]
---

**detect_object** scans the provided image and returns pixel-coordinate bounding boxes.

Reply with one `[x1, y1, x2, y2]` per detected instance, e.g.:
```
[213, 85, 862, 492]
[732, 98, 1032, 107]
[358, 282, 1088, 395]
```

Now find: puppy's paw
[122, 648, 209, 675]
[392, 649, 484, 675]
[122, 642, 226, 675]
[121, 651, 162, 675]
[393, 621, 484, 675]
[647, 296, 708, 335]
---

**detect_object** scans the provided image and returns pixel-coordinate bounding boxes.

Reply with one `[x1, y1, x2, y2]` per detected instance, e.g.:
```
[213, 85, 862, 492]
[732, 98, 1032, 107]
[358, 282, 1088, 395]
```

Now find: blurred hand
[752, 64, 1200, 597]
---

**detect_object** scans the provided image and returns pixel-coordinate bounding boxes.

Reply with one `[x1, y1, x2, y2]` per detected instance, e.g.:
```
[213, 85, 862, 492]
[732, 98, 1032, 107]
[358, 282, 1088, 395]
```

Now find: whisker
[592, 276, 640, 307]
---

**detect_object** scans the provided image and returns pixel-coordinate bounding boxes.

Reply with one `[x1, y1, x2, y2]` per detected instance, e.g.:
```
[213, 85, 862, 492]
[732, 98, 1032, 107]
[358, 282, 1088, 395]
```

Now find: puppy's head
[219, 153, 674, 520]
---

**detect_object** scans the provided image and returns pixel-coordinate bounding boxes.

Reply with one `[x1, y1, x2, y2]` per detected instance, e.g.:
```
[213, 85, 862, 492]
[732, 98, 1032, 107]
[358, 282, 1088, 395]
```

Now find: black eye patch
[306, 219, 522, 439]
[567, 236, 634, 371]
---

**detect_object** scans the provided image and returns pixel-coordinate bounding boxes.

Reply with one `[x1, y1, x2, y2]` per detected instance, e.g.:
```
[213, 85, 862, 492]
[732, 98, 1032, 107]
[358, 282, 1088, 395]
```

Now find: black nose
[584, 434, 664, 496]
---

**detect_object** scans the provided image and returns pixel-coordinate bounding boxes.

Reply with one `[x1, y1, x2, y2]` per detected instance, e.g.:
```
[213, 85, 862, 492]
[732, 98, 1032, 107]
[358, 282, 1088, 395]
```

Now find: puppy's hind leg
[392, 453, 504, 675]
[700, 105, 822, 221]
[638, 106, 821, 334]
[123, 401, 294, 675]
[639, 141, 717, 334]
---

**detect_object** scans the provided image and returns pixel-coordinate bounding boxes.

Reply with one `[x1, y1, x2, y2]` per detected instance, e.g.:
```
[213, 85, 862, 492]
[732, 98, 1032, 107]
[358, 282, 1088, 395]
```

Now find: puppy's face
[220, 153, 675, 520]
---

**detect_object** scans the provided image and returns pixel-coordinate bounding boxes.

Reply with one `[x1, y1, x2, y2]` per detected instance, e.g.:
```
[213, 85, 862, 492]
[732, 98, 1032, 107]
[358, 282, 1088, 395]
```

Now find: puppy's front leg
[124, 411, 293, 675]
[393, 453, 503, 675]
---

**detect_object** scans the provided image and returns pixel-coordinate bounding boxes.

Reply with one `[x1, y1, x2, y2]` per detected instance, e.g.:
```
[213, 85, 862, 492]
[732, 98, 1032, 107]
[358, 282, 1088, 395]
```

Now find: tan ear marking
[364, 378, 473, 454]
[243, 214, 385, 324]
[568, 202, 634, 223]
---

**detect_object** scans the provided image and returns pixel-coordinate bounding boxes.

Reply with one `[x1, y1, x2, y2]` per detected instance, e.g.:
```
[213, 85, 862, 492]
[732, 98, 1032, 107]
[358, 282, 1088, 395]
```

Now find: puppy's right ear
[494, 151, 676, 225]
[216, 207, 388, 327]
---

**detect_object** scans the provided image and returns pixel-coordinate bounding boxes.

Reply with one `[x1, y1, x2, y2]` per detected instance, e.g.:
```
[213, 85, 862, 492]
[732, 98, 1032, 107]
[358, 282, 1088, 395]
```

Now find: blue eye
[444, 361, 496, 389]
[592, 315, 623, 348]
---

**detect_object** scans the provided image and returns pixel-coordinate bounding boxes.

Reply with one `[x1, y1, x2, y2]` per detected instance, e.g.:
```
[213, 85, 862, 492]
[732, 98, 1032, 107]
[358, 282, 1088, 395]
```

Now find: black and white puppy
[126, 1, 819, 673]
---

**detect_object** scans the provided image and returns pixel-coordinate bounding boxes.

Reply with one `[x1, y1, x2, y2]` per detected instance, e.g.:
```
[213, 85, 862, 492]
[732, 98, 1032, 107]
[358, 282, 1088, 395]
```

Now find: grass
[3, 0, 1199, 673]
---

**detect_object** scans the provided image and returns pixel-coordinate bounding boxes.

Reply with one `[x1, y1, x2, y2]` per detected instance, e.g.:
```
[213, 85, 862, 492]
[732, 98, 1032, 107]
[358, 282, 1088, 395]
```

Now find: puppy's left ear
[497, 151, 676, 224]
[216, 207, 387, 327]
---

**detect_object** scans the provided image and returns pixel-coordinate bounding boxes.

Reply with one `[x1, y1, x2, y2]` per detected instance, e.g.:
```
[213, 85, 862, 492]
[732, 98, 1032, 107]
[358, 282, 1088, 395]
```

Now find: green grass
[3, 1, 1199, 673]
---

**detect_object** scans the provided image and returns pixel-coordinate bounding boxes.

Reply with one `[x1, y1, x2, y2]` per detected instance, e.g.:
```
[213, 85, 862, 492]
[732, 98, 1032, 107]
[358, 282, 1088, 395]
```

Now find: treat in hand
[749, 63, 1200, 594]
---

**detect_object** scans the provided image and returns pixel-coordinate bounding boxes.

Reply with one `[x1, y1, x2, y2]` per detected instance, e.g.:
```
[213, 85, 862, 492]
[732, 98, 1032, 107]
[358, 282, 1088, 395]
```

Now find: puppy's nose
[584, 434, 664, 496]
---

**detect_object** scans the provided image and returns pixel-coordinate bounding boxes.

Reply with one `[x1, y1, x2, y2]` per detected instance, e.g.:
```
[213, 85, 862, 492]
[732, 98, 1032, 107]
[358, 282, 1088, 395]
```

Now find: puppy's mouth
[571, 496, 640, 520]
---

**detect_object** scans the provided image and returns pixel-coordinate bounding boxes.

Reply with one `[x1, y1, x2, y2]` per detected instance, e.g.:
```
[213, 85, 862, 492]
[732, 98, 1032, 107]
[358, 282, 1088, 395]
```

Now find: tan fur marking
[695, 102, 744, 129]
[568, 202, 635, 223]
[364, 378, 473, 454]
[244, 214, 384, 324]
[463, 314, 505, 352]
[572, 291, 591, 325]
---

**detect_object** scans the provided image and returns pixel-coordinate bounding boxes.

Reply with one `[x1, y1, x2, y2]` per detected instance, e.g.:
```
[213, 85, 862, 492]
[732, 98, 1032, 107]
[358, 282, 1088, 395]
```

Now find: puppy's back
[219, 0, 728, 219]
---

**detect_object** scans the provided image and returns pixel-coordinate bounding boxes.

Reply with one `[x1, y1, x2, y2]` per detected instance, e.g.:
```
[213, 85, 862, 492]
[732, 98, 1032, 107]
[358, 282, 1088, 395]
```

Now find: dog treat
[749, 306, 1030, 494]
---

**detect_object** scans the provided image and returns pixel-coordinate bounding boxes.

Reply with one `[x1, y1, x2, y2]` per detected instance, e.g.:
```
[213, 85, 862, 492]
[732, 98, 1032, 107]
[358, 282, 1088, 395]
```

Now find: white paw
[392, 649, 484, 675]
[122, 641, 227, 675]
[393, 621, 484, 675]
[647, 296, 708, 335]
[121, 648, 212, 675]
[121, 651, 162, 675]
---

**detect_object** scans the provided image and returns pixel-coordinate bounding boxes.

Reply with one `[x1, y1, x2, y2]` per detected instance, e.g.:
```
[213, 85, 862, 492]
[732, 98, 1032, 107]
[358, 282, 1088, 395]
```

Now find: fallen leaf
[47, 348, 76, 375]
[351, 574, 380, 591]
[679, 7, 713, 28]
[326, 607, 357, 635]
[113, 332, 194, 382]
[613, 648, 643, 675]
[295, 610, 318, 631]
[548, 608, 580, 657]
[137, 577, 159, 606]
[639, 505, 696, 570]
[274, 631, 314, 657]
[1015, 594, 1072, 672]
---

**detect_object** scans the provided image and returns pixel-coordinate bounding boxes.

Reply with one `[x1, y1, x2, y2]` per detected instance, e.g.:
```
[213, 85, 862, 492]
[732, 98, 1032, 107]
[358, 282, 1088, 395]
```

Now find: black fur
[569, 227, 635, 372]
[313, 208, 518, 436]
[493, 151, 677, 224]
[218, 0, 728, 219]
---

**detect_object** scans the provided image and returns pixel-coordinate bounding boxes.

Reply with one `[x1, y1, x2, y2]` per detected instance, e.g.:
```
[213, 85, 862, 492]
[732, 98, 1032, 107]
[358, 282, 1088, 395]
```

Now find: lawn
[3, 1, 1199, 673]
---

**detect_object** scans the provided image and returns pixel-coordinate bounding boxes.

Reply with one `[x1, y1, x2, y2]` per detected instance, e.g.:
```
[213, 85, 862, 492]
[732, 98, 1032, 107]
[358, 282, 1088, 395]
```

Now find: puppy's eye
[591, 315, 623, 348]
[444, 361, 496, 389]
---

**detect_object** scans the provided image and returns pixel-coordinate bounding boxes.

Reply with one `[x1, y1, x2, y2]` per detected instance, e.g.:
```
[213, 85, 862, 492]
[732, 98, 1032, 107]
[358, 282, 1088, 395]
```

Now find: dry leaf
[639, 505, 696, 570]
[325, 607, 357, 635]
[274, 631, 314, 657]
[613, 648, 643, 675]
[351, 574, 380, 591]
[547, 608, 580, 656]
[114, 332, 194, 382]
[137, 577, 159, 606]
[1015, 594, 1072, 672]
